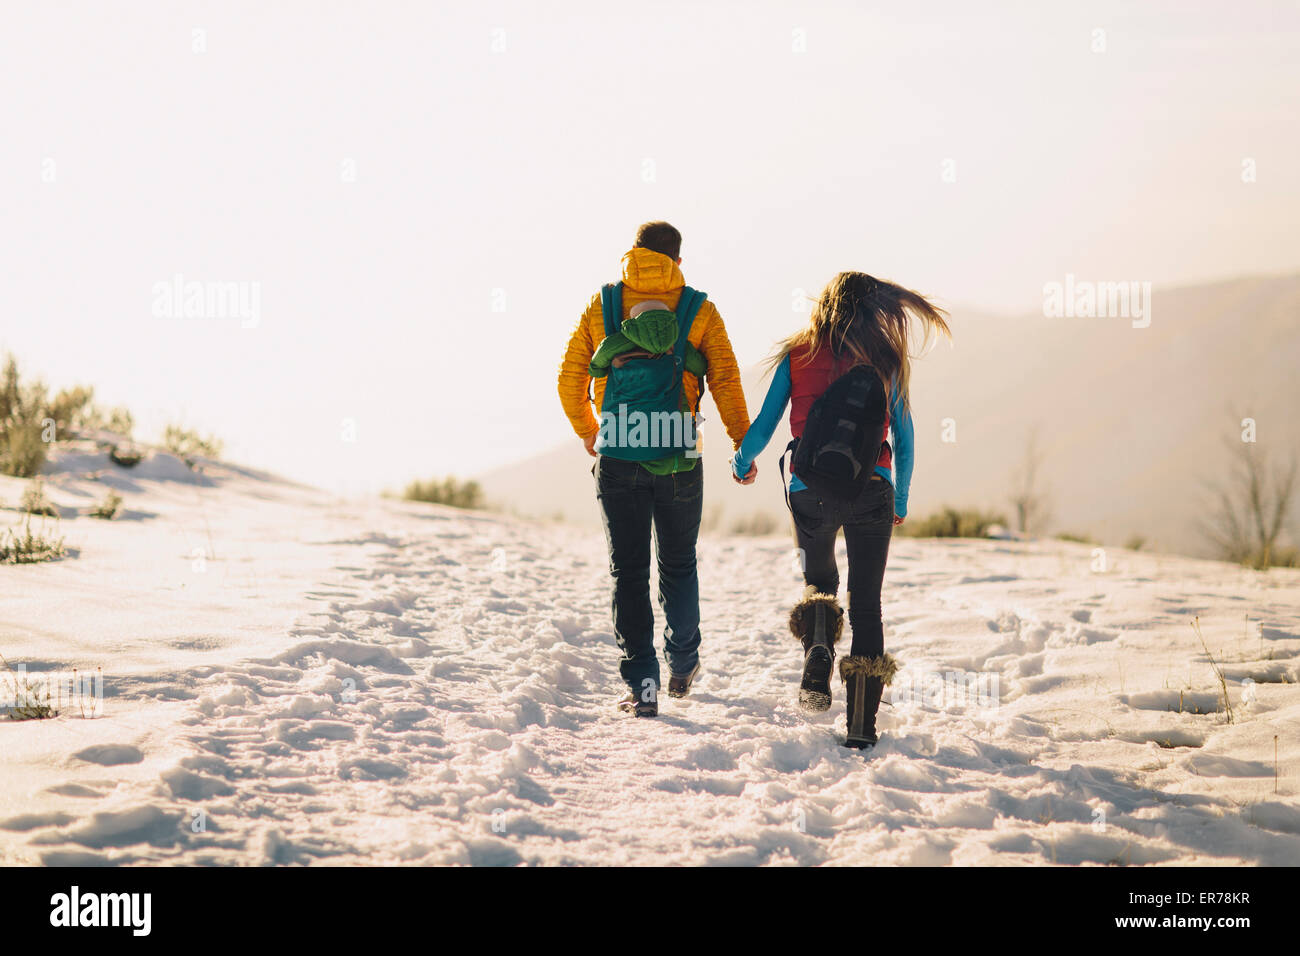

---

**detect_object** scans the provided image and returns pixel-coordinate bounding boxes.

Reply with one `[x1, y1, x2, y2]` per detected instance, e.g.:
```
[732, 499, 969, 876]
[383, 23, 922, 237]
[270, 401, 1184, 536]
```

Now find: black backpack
[784, 363, 888, 505]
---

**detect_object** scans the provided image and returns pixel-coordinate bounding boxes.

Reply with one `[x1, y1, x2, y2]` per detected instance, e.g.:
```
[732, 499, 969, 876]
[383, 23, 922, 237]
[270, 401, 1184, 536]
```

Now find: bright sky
[2, 1, 1296, 491]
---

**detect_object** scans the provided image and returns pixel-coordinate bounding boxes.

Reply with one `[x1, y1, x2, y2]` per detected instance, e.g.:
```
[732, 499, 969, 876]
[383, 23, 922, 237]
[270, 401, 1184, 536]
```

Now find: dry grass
[0, 517, 66, 564]
[1191, 616, 1234, 724]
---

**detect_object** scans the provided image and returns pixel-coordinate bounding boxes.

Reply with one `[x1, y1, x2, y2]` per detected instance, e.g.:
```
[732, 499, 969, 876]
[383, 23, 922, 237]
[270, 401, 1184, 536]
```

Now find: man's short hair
[634, 221, 681, 261]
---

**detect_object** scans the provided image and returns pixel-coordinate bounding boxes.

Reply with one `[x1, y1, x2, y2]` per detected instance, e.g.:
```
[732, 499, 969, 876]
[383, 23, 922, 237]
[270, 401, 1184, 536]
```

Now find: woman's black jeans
[790, 477, 894, 658]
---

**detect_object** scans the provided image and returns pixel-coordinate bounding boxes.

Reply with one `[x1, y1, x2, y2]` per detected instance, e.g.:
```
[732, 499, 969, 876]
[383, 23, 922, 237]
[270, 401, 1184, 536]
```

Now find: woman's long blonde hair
[770, 271, 951, 411]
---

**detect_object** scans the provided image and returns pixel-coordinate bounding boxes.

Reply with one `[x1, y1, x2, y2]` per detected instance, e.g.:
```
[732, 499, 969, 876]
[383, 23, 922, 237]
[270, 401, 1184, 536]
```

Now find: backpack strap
[600, 282, 623, 338]
[779, 438, 796, 514]
[779, 437, 817, 539]
[674, 286, 708, 412]
[673, 287, 706, 360]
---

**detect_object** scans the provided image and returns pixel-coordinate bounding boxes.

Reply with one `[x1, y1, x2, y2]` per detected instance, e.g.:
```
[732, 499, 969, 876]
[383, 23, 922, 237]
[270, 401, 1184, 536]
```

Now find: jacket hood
[621, 248, 684, 294]
[620, 310, 679, 353]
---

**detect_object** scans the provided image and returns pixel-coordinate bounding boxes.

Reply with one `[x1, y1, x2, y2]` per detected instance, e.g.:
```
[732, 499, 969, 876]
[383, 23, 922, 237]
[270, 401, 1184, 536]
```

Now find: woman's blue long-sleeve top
[729, 353, 914, 518]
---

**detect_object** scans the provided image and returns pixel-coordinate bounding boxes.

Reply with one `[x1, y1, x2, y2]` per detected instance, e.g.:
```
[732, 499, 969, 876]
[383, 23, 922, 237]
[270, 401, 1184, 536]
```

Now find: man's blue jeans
[594, 456, 703, 695]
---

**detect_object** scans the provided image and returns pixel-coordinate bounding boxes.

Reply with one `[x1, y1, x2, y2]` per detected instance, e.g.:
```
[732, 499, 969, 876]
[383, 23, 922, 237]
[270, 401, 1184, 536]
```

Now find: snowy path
[3, 459, 1299, 865]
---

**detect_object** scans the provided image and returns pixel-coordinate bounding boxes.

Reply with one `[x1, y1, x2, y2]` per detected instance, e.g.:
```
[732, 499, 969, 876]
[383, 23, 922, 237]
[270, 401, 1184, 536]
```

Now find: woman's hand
[894, 515, 905, 526]
[733, 461, 757, 485]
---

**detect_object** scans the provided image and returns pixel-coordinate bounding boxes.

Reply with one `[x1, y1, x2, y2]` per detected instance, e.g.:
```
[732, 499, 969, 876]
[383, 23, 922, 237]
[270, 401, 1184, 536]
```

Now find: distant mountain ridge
[479, 273, 1300, 557]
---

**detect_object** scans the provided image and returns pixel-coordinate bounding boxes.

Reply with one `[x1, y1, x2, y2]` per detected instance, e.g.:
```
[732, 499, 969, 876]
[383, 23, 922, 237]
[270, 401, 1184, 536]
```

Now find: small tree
[0, 355, 50, 478]
[1008, 425, 1051, 535]
[1203, 435, 1297, 569]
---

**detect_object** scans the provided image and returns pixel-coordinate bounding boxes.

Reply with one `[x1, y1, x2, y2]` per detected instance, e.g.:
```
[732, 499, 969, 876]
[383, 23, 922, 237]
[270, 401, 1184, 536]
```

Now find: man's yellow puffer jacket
[558, 248, 750, 450]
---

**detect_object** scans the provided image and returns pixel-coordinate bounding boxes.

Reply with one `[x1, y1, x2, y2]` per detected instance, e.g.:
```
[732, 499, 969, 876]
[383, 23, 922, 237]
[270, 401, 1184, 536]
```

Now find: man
[557, 221, 753, 716]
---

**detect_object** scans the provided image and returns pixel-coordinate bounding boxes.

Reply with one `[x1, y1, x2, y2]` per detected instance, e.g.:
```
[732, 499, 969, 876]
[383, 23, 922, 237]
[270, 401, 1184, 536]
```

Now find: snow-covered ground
[2, 447, 1298, 866]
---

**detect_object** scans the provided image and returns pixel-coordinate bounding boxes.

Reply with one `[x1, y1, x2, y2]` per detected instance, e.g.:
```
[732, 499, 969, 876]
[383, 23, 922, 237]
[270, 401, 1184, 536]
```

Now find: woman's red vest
[788, 344, 892, 472]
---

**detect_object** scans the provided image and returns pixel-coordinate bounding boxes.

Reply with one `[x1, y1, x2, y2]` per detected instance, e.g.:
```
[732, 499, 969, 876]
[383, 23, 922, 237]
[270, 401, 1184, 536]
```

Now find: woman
[731, 272, 950, 748]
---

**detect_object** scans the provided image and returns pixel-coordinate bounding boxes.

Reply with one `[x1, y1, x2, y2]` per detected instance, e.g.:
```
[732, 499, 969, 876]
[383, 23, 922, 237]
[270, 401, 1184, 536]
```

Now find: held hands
[733, 460, 757, 485]
[894, 515, 905, 526]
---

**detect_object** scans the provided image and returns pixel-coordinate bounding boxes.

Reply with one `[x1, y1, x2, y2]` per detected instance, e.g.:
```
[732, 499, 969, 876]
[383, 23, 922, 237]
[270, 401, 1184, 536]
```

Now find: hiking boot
[617, 690, 658, 718]
[667, 662, 700, 699]
[800, 643, 835, 712]
[840, 654, 898, 749]
[789, 591, 843, 713]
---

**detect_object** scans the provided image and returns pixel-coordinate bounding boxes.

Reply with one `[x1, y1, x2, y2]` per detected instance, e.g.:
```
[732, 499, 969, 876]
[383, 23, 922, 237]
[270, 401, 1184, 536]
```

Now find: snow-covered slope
[2, 447, 1298, 865]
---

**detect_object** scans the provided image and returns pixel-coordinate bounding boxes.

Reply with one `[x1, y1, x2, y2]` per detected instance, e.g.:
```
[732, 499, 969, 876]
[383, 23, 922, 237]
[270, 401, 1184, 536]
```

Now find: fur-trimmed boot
[839, 653, 898, 749]
[789, 589, 844, 712]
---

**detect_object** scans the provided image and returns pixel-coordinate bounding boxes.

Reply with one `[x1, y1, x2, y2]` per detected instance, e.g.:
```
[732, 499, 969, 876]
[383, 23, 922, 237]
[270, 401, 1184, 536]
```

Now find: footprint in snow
[72, 744, 144, 766]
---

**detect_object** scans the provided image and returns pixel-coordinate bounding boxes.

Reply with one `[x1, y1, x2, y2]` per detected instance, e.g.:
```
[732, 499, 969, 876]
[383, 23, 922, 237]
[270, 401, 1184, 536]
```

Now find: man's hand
[894, 515, 905, 526]
[583, 432, 598, 458]
[733, 461, 757, 485]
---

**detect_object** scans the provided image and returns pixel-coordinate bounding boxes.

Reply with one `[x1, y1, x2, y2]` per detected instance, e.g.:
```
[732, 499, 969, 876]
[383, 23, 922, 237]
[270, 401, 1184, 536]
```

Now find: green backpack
[591, 282, 707, 462]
